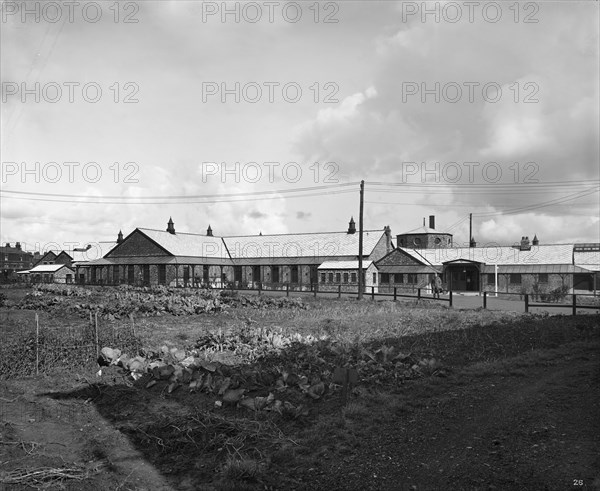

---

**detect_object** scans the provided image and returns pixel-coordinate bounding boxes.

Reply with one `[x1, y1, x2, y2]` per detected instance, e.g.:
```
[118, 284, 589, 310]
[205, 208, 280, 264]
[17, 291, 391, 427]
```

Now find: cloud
[296, 211, 311, 220]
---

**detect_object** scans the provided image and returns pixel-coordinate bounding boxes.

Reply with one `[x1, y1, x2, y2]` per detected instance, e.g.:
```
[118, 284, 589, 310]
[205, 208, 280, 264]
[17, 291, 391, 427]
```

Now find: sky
[1, 0, 599, 253]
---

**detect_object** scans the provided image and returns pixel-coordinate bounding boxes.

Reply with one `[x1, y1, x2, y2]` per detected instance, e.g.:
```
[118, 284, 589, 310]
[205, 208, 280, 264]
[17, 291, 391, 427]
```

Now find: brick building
[0, 242, 34, 282]
[375, 219, 599, 295]
[78, 218, 393, 289]
[76, 215, 599, 295]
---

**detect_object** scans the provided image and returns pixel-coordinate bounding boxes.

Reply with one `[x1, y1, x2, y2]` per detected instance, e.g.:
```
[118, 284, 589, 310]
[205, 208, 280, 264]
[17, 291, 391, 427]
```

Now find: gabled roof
[399, 244, 575, 266]
[26, 264, 74, 273]
[138, 228, 230, 259]
[224, 230, 384, 259]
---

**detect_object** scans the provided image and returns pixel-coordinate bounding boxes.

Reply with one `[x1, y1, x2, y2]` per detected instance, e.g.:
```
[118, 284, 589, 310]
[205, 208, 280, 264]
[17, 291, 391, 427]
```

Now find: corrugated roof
[139, 229, 230, 259]
[224, 230, 384, 260]
[400, 244, 575, 266]
[318, 261, 373, 270]
[85, 256, 232, 266]
[481, 264, 591, 274]
[27, 264, 74, 273]
[377, 265, 442, 274]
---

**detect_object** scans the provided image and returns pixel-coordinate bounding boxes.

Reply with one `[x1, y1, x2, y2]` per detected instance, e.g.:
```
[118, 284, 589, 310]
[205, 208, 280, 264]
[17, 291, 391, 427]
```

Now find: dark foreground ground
[0, 310, 599, 490]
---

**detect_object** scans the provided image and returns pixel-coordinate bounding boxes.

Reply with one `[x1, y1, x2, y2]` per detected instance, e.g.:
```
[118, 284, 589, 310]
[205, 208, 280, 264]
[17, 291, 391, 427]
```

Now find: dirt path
[303, 340, 600, 490]
[0, 376, 172, 490]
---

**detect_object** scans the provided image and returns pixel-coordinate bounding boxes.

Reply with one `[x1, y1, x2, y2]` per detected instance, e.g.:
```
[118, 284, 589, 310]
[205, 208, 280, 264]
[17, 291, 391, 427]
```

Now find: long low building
[75, 216, 599, 295]
[371, 218, 599, 295]
[78, 218, 394, 289]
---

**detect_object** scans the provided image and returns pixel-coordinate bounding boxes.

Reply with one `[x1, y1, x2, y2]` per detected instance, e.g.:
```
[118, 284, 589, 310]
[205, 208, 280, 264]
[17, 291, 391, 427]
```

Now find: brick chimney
[167, 217, 175, 235]
[15, 242, 21, 250]
[4, 243, 10, 248]
[384, 225, 392, 253]
[532, 234, 539, 246]
[429, 215, 435, 230]
[207, 225, 213, 237]
[470, 236, 477, 248]
[520, 236, 531, 251]
[117, 230, 124, 244]
[347, 217, 356, 234]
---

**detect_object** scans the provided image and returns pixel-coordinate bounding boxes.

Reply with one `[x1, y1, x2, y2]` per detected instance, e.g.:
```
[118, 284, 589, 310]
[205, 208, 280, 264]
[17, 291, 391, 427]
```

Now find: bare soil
[0, 299, 598, 490]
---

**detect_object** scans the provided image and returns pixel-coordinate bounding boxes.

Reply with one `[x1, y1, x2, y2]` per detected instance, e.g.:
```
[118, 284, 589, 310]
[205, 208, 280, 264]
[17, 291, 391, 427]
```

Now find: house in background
[0, 242, 35, 282]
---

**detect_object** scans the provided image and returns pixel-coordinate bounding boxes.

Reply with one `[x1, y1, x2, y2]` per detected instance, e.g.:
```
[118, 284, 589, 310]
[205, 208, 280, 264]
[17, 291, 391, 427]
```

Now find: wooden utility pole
[469, 213, 473, 247]
[358, 180, 364, 300]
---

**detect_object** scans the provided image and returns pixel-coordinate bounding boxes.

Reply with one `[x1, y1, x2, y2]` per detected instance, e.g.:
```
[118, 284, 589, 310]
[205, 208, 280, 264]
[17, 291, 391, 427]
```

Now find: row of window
[318, 272, 421, 284]
[485, 273, 548, 285]
[379, 273, 419, 284]
[88, 265, 312, 285]
[320, 272, 359, 283]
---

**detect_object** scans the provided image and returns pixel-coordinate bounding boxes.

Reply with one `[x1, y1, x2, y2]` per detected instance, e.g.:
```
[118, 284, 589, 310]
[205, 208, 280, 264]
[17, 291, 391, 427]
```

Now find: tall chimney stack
[429, 215, 435, 230]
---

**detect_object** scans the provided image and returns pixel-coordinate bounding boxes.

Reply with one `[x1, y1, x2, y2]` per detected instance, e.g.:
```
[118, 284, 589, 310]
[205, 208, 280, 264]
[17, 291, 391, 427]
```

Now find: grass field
[0, 285, 598, 490]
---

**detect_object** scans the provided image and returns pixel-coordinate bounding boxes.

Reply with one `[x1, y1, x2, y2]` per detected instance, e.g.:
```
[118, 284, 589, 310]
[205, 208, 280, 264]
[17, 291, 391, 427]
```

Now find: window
[434, 238, 441, 245]
[351, 272, 357, 283]
[372, 272, 377, 283]
[381, 273, 390, 283]
[408, 273, 418, 284]
[320, 272, 326, 283]
[335, 273, 341, 283]
[234, 266, 242, 282]
[538, 273, 548, 283]
[486, 273, 495, 284]
[394, 273, 404, 284]
[343, 272, 349, 283]
[291, 266, 299, 283]
[413, 237, 421, 246]
[272, 266, 280, 283]
[328, 272, 333, 283]
[510, 273, 522, 285]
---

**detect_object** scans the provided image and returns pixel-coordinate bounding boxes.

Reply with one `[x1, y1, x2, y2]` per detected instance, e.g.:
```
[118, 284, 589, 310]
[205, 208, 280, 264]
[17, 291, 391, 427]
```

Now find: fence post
[286, 284, 289, 297]
[371, 286, 375, 301]
[94, 311, 100, 359]
[449, 290, 453, 307]
[483, 291, 487, 309]
[393, 287, 397, 302]
[417, 288, 421, 301]
[314, 282, 318, 298]
[35, 312, 39, 375]
[524, 293, 529, 313]
[258, 281, 262, 295]
[130, 313, 135, 338]
[572, 294, 577, 316]
[338, 284, 342, 299]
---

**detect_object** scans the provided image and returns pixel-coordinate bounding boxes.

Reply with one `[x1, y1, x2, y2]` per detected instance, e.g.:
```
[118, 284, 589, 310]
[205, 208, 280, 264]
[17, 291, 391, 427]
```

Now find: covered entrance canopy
[443, 259, 482, 292]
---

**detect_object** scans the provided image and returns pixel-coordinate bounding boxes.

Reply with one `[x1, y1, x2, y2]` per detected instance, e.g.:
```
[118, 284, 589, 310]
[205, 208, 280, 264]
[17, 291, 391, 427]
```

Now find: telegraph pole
[358, 180, 364, 300]
[469, 213, 473, 247]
